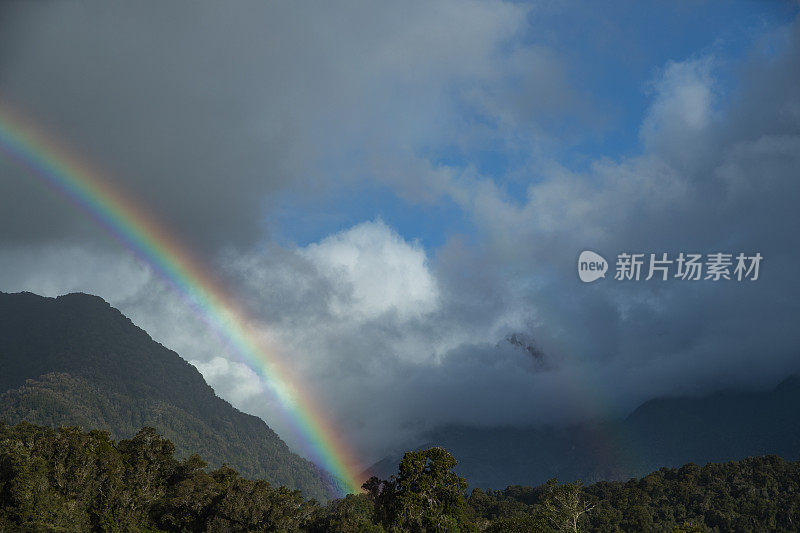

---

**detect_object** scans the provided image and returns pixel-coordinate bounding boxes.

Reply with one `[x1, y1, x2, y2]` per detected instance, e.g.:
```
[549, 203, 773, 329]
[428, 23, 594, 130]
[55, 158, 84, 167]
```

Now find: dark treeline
[2, 422, 800, 532]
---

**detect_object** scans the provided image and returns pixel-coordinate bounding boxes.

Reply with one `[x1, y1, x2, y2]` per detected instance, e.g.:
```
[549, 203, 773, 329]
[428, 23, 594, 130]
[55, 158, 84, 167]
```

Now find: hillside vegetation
[0, 291, 339, 501]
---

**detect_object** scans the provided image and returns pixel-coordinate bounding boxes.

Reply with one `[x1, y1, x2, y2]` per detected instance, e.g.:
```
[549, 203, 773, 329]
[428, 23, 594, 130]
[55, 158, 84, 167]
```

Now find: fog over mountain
[1, 1, 799, 466]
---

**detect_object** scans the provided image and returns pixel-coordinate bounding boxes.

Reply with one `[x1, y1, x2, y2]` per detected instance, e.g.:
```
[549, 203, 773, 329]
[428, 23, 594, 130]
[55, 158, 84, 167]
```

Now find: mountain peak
[0, 290, 341, 501]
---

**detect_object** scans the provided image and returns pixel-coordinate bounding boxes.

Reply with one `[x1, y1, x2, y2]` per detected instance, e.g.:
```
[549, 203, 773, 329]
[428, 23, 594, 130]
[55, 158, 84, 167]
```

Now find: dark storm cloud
[0, 1, 307, 250]
[0, 0, 546, 251]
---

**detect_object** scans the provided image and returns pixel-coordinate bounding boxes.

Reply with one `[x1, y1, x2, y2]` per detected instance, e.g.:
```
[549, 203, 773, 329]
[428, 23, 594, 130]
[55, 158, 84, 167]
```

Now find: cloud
[190, 357, 264, 407]
[640, 58, 717, 163]
[225, 15, 800, 460]
[0, 244, 152, 301]
[300, 220, 439, 321]
[0, 0, 544, 250]
[427, 20, 800, 397]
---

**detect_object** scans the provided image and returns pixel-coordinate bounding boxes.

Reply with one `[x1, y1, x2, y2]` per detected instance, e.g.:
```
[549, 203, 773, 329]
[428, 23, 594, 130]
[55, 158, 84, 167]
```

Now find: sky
[1, 0, 799, 466]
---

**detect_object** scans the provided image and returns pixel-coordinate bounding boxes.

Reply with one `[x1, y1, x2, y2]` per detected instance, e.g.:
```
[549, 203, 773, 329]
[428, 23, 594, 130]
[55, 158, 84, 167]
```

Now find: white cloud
[0, 244, 152, 301]
[640, 58, 717, 164]
[300, 220, 439, 321]
[190, 356, 265, 406]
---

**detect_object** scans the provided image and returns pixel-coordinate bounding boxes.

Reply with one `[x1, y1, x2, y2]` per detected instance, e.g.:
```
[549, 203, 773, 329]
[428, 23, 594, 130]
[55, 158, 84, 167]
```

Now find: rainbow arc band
[0, 103, 361, 495]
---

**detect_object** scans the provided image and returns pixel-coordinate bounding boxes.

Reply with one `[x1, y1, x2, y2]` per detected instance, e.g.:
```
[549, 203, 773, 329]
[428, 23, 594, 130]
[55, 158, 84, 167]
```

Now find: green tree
[368, 447, 473, 532]
[308, 493, 384, 532]
[672, 520, 709, 532]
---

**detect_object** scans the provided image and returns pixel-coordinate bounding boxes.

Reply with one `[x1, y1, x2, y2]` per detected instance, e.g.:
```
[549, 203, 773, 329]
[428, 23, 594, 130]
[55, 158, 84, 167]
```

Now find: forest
[2, 421, 799, 532]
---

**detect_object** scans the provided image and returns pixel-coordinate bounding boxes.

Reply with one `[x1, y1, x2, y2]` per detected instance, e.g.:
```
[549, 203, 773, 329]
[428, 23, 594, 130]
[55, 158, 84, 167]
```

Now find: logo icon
[578, 250, 608, 283]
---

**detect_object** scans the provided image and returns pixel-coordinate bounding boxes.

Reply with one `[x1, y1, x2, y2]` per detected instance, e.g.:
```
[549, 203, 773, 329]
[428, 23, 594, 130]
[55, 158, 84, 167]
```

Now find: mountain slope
[365, 376, 800, 490]
[0, 291, 340, 501]
[622, 375, 800, 468]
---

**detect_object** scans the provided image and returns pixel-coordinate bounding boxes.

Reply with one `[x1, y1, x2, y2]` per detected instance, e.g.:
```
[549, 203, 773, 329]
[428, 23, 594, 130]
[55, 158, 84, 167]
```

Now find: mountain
[0, 291, 340, 501]
[365, 376, 800, 490]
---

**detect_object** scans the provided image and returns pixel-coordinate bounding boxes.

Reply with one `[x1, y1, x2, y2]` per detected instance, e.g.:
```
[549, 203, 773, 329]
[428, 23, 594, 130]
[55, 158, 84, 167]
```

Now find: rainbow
[0, 103, 361, 495]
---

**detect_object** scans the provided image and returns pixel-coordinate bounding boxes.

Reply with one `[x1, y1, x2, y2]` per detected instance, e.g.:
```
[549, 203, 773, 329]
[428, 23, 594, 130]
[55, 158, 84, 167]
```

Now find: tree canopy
[2, 421, 800, 531]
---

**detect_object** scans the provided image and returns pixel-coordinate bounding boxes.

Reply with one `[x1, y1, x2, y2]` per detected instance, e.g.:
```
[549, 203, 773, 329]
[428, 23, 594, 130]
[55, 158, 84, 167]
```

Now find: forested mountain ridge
[366, 374, 800, 491]
[0, 291, 340, 501]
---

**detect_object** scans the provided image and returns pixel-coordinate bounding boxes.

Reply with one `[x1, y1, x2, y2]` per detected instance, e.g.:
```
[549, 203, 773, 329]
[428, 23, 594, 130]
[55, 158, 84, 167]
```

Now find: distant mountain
[365, 376, 800, 490]
[0, 291, 340, 501]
